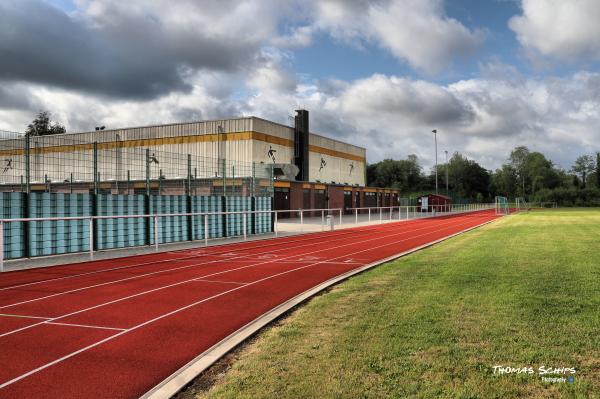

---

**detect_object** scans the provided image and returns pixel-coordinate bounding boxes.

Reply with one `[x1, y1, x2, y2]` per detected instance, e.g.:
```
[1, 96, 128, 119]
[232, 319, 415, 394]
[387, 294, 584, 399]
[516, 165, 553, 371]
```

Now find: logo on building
[267, 145, 277, 163]
[3, 158, 12, 173]
[319, 157, 327, 172]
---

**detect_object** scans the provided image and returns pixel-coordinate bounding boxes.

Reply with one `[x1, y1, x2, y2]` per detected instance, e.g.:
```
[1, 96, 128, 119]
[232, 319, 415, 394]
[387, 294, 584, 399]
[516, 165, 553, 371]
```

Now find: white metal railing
[0, 204, 495, 272]
[347, 203, 495, 224]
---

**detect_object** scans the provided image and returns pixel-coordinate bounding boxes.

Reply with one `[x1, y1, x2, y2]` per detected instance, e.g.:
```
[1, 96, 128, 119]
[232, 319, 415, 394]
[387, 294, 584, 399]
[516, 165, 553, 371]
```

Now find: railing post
[379, 208, 382, 223]
[321, 210, 324, 231]
[300, 209, 303, 232]
[0, 221, 4, 272]
[339, 209, 342, 226]
[243, 211, 247, 241]
[145, 149, 150, 196]
[368, 208, 371, 222]
[389, 207, 392, 220]
[88, 217, 94, 259]
[154, 214, 159, 251]
[274, 211, 278, 237]
[355, 208, 358, 224]
[204, 214, 209, 246]
[93, 142, 98, 195]
[25, 135, 31, 194]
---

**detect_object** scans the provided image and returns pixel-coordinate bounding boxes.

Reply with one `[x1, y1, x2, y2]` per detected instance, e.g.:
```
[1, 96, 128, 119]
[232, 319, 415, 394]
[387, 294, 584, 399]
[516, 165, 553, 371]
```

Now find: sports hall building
[0, 110, 400, 212]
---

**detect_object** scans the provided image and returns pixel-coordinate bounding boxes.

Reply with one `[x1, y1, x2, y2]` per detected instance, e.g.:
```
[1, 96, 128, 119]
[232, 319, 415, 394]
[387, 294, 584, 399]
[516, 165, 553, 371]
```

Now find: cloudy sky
[1, 0, 599, 170]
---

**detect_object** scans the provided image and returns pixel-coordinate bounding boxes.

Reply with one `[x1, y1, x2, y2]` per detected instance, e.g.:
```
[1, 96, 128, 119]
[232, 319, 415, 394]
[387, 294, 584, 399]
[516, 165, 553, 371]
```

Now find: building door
[344, 191, 352, 213]
[303, 188, 312, 215]
[274, 187, 290, 218]
[314, 189, 326, 210]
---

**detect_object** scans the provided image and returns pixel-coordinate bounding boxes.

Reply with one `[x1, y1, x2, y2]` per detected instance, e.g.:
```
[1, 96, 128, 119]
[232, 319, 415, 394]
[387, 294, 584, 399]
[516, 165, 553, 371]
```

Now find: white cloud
[311, 0, 485, 73]
[509, 0, 600, 60]
[1, 0, 598, 173]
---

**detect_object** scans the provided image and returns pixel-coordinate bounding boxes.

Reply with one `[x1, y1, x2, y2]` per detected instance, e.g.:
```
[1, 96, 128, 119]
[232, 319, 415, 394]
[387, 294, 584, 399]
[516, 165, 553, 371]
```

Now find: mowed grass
[184, 209, 600, 399]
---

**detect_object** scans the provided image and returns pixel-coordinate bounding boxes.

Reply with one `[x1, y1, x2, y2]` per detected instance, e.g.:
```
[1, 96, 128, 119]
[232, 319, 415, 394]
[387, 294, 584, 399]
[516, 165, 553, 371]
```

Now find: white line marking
[0, 230, 371, 309]
[0, 216, 467, 338]
[45, 322, 126, 332]
[0, 214, 496, 389]
[193, 279, 247, 286]
[0, 225, 377, 292]
[0, 313, 51, 320]
[141, 216, 499, 399]
[0, 217, 447, 310]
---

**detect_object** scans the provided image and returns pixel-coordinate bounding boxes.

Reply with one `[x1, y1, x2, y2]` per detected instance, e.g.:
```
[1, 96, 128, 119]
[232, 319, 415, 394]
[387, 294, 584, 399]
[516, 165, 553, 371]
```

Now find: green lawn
[179, 209, 600, 399]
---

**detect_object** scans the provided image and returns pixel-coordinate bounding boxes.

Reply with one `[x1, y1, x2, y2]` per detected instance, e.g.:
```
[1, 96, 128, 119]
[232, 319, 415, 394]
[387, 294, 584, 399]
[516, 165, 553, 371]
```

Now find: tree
[491, 164, 518, 198]
[367, 155, 424, 191]
[596, 153, 600, 188]
[525, 152, 560, 194]
[446, 152, 490, 201]
[25, 111, 66, 136]
[571, 155, 594, 188]
[509, 146, 530, 196]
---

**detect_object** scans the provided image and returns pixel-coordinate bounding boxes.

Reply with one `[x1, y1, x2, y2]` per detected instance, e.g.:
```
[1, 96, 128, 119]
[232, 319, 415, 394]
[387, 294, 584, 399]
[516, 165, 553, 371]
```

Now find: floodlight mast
[432, 129, 438, 195]
[445, 150, 449, 195]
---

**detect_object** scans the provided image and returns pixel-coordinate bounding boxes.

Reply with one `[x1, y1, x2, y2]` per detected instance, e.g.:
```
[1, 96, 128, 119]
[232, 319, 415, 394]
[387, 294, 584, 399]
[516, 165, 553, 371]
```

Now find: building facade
[0, 113, 366, 188]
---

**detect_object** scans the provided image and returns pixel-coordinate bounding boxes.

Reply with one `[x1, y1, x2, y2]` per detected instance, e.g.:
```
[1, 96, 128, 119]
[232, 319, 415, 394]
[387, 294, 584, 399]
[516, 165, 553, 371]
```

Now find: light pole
[444, 150, 449, 196]
[432, 129, 438, 194]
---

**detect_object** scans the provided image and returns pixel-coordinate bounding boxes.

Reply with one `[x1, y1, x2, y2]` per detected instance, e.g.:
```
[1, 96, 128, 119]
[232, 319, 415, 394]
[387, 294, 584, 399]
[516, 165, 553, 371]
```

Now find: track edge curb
[140, 217, 498, 399]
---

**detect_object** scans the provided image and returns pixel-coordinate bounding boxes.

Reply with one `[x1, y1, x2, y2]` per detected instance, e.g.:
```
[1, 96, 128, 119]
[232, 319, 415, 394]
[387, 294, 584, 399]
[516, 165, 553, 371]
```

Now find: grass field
[179, 209, 600, 399]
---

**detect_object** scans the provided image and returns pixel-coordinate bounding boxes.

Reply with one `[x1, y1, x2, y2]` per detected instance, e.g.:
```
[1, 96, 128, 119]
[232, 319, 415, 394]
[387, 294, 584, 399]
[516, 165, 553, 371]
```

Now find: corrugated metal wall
[0, 116, 367, 186]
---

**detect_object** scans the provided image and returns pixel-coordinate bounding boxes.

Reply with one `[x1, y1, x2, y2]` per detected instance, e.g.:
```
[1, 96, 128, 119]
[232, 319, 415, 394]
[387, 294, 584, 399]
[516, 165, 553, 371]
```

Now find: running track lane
[0, 210, 499, 398]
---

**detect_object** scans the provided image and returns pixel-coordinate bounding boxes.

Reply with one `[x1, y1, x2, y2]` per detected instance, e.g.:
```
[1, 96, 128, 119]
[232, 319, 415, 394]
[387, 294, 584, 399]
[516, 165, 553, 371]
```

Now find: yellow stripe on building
[0, 131, 365, 163]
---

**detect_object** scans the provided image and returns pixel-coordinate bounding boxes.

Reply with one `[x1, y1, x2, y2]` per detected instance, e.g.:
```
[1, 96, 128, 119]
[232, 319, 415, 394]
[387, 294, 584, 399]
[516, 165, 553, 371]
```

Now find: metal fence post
[89, 217, 94, 259]
[355, 208, 358, 224]
[379, 208, 382, 223]
[25, 135, 30, 194]
[204, 214, 209, 246]
[368, 208, 371, 222]
[0, 221, 4, 272]
[93, 142, 98, 195]
[300, 209, 303, 232]
[243, 212, 247, 241]
[145, 149, 150, 196]
[154, 214, 159, 251]
[274, 211, 278, 237]
[321, 210, 324, 231]
[339, 209, 342, 226]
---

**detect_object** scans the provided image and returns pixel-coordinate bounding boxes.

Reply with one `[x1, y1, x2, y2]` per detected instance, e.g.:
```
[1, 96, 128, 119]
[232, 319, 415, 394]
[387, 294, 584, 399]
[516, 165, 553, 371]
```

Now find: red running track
[0, 210, 499, 398]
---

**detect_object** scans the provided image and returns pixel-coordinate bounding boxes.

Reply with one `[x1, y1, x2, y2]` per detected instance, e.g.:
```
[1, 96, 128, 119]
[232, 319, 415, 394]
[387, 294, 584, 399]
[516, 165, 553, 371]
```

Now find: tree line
[367, 147, 600, 206]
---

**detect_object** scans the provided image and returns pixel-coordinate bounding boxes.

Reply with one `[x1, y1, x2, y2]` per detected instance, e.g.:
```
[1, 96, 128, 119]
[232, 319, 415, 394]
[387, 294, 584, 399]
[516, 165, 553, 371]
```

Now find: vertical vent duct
[294, 109, 309, 181]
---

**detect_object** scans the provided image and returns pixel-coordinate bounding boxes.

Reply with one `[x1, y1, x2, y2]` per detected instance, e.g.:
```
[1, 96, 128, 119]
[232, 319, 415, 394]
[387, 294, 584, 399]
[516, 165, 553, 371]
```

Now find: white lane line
[141, 216, 499, 399]
[0, 314, 51, 320]
[0, 216, 477, 338]
[45, 322, 126, 332]
[0, 224, 377, 292]
[0, 217, 446, 309]
[0, 231, 365, 309]
[193, 280, 247, 286]
[0, 215, 494, 389]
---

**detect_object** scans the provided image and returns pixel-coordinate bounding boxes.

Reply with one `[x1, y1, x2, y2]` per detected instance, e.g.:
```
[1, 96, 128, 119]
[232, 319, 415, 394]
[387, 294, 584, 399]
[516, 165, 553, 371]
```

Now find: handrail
[0, 204, 495, 272]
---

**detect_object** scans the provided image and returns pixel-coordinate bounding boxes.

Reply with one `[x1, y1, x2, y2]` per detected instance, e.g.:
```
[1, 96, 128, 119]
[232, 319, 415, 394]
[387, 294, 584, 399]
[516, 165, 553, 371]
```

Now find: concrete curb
[140, 217, 498, 399]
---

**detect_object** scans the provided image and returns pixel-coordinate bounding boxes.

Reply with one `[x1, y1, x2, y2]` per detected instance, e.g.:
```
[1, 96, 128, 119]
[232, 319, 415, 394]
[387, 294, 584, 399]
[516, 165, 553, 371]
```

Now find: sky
[1, 0, 600, 171]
